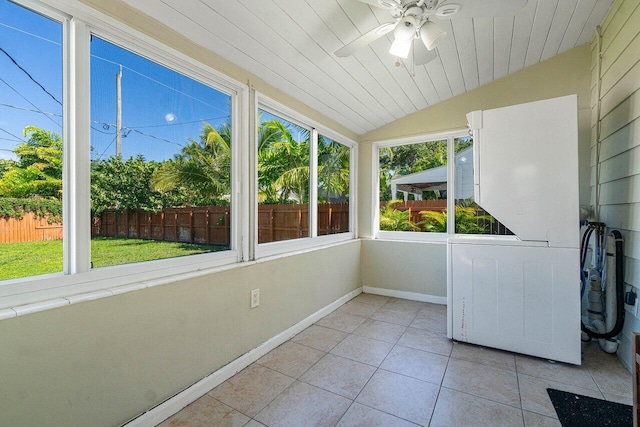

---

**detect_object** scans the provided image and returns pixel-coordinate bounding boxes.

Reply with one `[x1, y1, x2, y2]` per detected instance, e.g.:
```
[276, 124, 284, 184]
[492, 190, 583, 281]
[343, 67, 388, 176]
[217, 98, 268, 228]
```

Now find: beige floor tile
[604, 392, 633, 405]
[334, 300, 379, 317]
[352, 293, 389, 307]
[430, 387, 523, 427]
[355, 370, 439, 426]
[256, 341, 324, 378]
[443, 358, 520, 407]
[208, 364, 294, 417]
[409, 311, 446, 334]
[516, 355, 598, 391]
[353, 319, 407, 343]
[299, 353, 376, 399]
[291, 325, 348, 352]
[244, 421, 266, 427]
[330, 334, 394, 366]
[337, 403, 418, 426]
[523, 410, 562, 427]
[397, 328, 453, 356]
[381, 298, 425, 313]
[588, 356, 633, 396]
[517, 373, 605, 418]
[450, 341, 516, 372]
[254, 381, 351, 427]
[380, 345, 448, 385]
[158, 395, 250, 427]
[370, 307, 419, 326]
[316, 312, 367, 333]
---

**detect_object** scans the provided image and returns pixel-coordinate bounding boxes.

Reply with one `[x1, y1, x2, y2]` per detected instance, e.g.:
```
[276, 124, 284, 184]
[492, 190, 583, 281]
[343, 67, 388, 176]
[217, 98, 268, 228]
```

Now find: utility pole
[115, 64, 122, 157]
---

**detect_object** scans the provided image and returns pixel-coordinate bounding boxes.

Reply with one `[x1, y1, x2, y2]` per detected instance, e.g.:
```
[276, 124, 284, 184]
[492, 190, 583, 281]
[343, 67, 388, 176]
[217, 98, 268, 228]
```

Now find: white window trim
[372, 128, 468, 242]
[0, 0, 248, 311]
[255, 94, 357, 259]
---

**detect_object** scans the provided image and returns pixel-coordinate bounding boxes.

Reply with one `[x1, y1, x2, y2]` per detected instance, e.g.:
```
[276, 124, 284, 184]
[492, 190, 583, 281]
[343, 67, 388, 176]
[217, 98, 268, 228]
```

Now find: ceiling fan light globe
[420, 20, 447, 50]
[394, 15, 417, 41]
[389, 38, 412, 58]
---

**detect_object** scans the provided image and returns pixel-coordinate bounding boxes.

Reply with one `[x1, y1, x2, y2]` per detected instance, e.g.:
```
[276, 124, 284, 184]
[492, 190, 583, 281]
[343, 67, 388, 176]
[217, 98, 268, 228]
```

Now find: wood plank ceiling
[122, 0, 613, 135]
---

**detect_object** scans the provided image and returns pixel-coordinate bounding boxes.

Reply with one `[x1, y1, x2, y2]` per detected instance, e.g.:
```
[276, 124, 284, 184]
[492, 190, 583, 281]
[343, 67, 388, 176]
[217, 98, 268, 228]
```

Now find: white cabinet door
[449, 242, 581, 365]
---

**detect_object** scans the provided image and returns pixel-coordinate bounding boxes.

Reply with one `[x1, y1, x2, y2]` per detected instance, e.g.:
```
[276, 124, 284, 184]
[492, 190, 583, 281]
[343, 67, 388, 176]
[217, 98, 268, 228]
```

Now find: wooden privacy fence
[0, 212, 62, 243]
[92, 203, 350, 246]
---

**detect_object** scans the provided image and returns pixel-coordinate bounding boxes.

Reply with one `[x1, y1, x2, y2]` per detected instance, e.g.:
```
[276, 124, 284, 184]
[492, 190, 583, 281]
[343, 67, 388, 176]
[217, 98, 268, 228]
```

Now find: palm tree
[151, 122, 231, 206]
[258, 119, 310, 204]
[317, 136, 349, 203]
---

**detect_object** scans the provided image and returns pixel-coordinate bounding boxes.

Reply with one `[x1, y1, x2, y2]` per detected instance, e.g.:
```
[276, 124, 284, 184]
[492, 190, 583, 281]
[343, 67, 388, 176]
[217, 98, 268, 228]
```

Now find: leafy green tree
[0, 126, 62, 199]
[258, 119, 310, 204]
[318, 136, 350, 203]
[378, 140, 448, 201]
[151, 122, 231, 206]
[91, 155, 182, 214]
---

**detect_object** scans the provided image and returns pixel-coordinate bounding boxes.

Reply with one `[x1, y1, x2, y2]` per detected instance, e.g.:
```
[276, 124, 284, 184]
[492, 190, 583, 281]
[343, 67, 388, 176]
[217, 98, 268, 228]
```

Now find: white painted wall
[589, 0, 640, 370]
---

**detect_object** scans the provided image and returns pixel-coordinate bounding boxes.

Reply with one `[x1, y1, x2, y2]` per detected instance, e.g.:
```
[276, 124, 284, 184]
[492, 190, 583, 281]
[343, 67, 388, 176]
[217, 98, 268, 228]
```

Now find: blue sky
[1, 0, 231, 163]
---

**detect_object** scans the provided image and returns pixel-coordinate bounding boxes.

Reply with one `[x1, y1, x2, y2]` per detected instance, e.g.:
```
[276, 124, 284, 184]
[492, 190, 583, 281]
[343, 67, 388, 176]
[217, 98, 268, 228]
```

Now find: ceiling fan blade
[335, 22, 396, 57]
[436, 0, 527, 19]
[354, 0, 396, 9]
[414, 40, 438, 65]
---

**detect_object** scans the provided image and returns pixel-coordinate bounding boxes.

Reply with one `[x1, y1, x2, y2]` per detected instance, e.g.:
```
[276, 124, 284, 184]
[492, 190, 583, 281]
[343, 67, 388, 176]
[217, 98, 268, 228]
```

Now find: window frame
[254, 95, 357, 259]
[0, 0, 248, 310]
[372, 128, 469, 243]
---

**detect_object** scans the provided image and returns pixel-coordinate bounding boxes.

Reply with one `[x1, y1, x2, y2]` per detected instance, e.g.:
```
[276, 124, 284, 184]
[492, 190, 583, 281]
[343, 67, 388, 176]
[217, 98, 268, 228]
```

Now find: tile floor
[158, 293, 633, 426]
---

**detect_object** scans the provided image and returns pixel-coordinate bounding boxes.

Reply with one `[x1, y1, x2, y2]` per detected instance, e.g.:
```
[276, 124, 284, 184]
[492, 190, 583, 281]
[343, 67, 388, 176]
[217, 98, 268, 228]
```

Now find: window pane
[317, 136, 349, 235]
[453, 136, 511, 235]
[378, 140, 447, 232]
[257, 109, 310, 243]
[90, 37, 232, 269]
[0, 0, 63, 280]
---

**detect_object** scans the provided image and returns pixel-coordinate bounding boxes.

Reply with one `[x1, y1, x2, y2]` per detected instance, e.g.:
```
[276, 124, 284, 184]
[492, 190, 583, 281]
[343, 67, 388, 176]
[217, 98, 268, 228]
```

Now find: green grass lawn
[0, 237, 228, 281]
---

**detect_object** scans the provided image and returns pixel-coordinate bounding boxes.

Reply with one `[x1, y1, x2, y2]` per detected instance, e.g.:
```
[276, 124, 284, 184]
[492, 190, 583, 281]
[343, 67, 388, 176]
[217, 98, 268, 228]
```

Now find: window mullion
[310, 129, 318, 238]
[64, 17, 91, 274]
[446, 136, 455, 234]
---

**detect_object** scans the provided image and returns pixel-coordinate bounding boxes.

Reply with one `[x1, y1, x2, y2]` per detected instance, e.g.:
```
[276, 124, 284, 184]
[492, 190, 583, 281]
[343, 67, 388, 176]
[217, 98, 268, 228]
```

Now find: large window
[375, 131, 502, 238]
[0, 0, 63, 280]
[257, 102, 356, 254]
[90, 36, 232, 269]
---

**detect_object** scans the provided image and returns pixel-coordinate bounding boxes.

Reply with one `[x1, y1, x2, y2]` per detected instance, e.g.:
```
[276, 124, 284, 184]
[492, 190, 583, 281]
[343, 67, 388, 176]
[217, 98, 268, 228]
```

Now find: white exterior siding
[590, 0, 640, 370]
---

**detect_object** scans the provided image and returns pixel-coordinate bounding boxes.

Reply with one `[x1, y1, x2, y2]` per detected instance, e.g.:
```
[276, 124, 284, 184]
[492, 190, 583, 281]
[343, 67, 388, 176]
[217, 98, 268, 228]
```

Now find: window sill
[0, 238, 358, 320]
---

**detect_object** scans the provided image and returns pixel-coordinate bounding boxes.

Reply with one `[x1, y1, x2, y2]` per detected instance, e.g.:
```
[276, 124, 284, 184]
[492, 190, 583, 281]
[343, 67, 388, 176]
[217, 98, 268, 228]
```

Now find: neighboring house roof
[389, 146, 474, 199]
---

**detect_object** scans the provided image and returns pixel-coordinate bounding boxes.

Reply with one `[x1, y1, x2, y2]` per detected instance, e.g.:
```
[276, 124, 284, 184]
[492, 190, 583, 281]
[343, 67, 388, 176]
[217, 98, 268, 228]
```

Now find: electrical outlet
[251, 289, 260, 308]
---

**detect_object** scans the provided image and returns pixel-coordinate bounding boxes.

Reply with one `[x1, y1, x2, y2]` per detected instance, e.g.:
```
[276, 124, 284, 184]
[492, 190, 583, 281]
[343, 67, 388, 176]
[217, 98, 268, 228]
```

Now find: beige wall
[0, 241, 361, 426]
[361, 239, 446, 298]
[588, 0, 640, 370]
[358, 44, 592, 295]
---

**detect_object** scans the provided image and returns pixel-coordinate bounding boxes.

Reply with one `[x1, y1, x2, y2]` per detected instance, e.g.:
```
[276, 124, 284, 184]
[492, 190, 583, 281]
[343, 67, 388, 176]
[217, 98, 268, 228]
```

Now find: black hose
[581, 229, 625, 339]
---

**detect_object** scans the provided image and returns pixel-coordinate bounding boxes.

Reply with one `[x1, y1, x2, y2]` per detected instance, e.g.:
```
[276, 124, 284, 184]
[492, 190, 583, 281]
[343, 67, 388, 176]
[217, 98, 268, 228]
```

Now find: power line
[0, 76, 61, 129]
[0, 46, 62, 105]
[0, 22, 61, 46]
[131, 115, 230, 129]
[91, 54, 229, 115]
[0, 126, 26, 143]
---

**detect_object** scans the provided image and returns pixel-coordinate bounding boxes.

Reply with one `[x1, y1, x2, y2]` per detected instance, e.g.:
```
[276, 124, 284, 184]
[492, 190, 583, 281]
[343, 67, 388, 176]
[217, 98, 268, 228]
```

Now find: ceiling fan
[335, 0, 528, 65]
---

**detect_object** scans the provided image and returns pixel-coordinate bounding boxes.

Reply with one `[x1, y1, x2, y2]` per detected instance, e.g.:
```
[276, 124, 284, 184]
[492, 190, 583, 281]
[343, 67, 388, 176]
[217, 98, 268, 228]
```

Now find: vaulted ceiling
[123, 0, 612, 135]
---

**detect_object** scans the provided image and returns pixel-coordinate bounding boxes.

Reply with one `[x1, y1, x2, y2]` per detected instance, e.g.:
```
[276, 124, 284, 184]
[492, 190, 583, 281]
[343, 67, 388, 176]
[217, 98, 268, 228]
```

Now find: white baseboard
[362, 286, 446, 305]
[125, 287, 362, 427]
